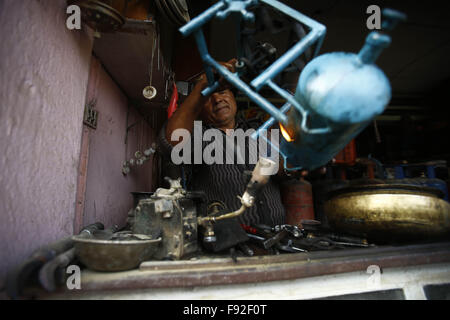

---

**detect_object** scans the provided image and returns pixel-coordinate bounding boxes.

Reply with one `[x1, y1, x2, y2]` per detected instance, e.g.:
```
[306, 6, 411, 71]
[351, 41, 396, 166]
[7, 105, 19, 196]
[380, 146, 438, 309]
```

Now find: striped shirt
[157, 117, 286, 227]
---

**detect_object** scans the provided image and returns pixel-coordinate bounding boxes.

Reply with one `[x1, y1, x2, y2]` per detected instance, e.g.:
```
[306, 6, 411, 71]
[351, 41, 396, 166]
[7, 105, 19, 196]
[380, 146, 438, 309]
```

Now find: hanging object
[143, 27, 158, 100]
[143, 86, 157, 100]
[70, 0, 126, 32]
[155, 0, 191, 27]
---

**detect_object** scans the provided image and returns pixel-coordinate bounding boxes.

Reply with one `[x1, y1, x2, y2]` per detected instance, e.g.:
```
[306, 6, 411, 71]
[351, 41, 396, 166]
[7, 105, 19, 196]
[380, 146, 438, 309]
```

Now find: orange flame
[280, 123, 294, 142]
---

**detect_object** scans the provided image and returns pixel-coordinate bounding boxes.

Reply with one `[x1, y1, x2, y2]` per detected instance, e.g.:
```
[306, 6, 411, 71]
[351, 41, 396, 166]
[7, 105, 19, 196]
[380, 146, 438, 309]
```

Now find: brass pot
[324, 184, 450, 242]
[73, 231, 162, 272]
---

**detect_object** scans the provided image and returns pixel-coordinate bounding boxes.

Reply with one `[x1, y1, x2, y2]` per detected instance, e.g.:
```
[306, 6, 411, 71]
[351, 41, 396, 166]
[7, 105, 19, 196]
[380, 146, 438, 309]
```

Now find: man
[157, 59, 286, 227]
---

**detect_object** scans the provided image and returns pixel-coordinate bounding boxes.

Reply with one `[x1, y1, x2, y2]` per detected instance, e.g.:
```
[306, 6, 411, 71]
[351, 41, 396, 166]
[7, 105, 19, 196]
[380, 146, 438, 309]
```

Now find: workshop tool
[6, 222, 104, 299]
[197, 157, 278, 235]
[236, 243, 254, 257]
[179, 1, 406, 172]
[131, 177, 206, 260]
[199, 201, 249, 253]
[249, 230, 298, 253]
[38, 248, 76, 292]
[262, 228, 289, 249]
[243, 221, 370, 254]
[122, 144, 157, 175]
[131, 191, 154, 207]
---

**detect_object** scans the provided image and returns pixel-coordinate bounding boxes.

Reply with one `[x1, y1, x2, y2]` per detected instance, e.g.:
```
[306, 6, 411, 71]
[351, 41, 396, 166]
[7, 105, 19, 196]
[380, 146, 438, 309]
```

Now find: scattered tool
[243, 220, 371, 254]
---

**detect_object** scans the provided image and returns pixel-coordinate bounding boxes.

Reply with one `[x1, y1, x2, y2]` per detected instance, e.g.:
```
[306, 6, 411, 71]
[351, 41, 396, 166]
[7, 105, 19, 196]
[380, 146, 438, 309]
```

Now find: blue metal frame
[179, 0, 326, 126]
[180, 1, 404, 172]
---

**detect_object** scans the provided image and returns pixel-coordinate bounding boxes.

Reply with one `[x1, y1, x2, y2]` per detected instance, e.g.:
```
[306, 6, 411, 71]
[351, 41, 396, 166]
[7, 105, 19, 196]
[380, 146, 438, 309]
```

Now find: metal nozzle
[203, 224, 216, 243]
[382, 8, 407, 32]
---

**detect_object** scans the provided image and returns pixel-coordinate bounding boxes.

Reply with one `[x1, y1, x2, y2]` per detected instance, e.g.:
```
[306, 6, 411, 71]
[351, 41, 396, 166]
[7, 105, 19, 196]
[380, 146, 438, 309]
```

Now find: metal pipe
[251, 29, 324, 90]
[250, 0, 327, 90]
[179, 1, 226, 36]
[251, 102, 292, 140]
[194, 31, 215, 85]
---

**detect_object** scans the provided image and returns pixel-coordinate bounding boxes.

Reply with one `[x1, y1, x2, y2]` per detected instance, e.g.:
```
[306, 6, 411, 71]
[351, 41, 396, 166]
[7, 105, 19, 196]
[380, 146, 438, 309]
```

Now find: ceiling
[93, 0, 450, 113]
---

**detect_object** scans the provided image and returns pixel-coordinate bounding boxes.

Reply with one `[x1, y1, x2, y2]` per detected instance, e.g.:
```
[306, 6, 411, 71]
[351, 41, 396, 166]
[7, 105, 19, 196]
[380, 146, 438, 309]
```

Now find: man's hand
[194, 59, 237, 92]
[166, 59, 238, 147]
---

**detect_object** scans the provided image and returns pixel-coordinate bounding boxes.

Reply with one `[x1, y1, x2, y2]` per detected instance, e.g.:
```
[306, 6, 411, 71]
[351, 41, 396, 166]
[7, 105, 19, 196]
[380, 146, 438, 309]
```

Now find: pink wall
[0, 0, 94, 287]
[0, 0, 158, 290]
[81, 57, 156, 230]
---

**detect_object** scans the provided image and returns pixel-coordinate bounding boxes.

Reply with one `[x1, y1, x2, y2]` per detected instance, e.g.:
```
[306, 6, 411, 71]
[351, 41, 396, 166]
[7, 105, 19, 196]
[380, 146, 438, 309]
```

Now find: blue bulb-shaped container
[281, 32, 393, 170]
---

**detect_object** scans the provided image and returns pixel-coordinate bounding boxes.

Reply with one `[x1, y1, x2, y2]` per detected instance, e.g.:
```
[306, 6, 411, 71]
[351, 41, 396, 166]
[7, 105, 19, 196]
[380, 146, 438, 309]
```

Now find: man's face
[201, 89, 237, 128]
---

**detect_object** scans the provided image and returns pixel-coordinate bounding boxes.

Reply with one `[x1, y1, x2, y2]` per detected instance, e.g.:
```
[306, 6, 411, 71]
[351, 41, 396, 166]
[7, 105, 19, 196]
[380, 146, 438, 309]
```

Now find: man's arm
[165, 59, 237, 147]
[165, 80, 208, 147]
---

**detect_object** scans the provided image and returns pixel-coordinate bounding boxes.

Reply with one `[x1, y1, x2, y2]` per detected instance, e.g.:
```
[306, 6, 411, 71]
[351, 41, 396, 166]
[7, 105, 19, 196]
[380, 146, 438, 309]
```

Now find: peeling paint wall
[0, 0, 94, 288]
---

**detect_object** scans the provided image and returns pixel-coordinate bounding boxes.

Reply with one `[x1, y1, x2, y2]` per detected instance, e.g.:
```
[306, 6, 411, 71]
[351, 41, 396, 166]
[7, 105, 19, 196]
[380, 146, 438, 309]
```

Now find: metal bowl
[73, 231, 162, 272]
[324, 184, 450, 242]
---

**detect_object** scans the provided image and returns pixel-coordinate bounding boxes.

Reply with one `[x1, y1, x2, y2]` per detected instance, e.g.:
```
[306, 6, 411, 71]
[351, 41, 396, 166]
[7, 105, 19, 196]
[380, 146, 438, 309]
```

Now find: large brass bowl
[73, 231, 162, 272]
[324, 184, 450, 242]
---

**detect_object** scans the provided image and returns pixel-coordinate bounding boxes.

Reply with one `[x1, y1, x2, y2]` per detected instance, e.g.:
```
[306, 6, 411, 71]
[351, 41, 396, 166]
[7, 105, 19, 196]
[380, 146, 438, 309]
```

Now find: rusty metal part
[324, 184, 450, 241]
[38, 248, 76, 292]
[131, 184, 204, 260]
[277, 240, 308, 253]
[237, 243, 254, 256]
[263, 229, 289, 249]
[72, 231, 162, 272]
[5, 222, 104, 299]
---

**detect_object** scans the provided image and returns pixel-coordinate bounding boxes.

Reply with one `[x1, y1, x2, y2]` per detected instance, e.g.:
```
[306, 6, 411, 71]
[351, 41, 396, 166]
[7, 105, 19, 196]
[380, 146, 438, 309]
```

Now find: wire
[389, 38, 450, 80]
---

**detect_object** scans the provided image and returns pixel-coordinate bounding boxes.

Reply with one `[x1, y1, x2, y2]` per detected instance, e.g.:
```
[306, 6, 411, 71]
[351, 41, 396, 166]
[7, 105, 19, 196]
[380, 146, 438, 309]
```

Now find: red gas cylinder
[280, 178, 315, 228]
[335, 139, 357, 166]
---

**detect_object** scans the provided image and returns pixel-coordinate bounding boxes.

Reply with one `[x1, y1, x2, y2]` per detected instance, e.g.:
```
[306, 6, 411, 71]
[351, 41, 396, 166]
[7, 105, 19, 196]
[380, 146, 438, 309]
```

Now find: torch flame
[280, 123, 294, 142]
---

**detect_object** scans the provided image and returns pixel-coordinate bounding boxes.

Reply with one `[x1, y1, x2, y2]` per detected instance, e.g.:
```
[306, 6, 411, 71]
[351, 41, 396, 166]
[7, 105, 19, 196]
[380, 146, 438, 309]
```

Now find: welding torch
[198, 157, 278, 241]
